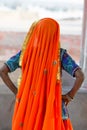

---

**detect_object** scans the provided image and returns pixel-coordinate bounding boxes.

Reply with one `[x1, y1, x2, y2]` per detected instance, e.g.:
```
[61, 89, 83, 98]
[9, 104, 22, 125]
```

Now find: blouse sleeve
[5, 51, 21, 72]
[61, 48, 80, 77]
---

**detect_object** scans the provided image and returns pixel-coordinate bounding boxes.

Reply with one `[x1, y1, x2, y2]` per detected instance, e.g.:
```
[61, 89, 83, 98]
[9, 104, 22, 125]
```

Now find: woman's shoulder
[60, 48, 80, 77]
[5, 51, 21, 72]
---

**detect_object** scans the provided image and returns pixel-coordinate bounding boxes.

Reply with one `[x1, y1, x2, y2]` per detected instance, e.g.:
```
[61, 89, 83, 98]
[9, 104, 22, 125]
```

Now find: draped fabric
[12, 18, 73, 130]
[19, 21, 38, 67]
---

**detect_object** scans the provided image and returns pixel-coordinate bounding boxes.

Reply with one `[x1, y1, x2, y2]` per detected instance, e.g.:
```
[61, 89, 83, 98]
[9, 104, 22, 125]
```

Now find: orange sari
[12, 18, 73, 130]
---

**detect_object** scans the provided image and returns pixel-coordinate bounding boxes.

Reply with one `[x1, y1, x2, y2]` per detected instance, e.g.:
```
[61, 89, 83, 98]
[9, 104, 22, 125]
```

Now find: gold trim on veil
[19, 21, 38, 67]
[17, 21, 38, 87]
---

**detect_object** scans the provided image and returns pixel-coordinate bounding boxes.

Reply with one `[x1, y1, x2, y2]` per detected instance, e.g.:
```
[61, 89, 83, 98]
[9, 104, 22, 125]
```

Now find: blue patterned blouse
[5, 48, 79, 77]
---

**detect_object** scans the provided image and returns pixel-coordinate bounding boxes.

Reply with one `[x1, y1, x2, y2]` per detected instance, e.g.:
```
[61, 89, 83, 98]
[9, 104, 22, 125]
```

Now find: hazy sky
[0, 0, 84, 7]
[31, 0, 83, 4]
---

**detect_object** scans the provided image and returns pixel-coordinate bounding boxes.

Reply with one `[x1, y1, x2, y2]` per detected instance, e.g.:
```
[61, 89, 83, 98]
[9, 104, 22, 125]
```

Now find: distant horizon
[0, 0, 84, 10]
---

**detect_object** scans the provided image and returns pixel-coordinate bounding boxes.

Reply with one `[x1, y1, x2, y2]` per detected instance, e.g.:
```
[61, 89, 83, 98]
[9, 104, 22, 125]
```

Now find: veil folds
[12, 18, 62, 130]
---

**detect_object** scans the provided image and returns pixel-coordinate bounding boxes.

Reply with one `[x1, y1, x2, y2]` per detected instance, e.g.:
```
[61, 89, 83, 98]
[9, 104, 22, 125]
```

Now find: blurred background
[0, 0, 84, 62]
[0, 0, 83, 32]
[0, 0, 87, 130]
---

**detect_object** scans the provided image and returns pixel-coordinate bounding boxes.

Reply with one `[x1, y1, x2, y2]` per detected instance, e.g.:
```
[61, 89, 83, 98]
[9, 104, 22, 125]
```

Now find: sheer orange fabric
[12, 18, 73, 130]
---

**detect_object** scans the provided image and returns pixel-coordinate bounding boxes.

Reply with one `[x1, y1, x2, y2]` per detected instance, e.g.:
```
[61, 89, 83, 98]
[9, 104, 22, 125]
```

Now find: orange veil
[12, 18, 72, 130]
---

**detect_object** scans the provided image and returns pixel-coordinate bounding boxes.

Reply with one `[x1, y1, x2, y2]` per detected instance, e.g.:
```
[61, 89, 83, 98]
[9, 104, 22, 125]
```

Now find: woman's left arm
[62, 68, 84, 105]
[61, 49, 85, 105]
[67, 68, 84, 97]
